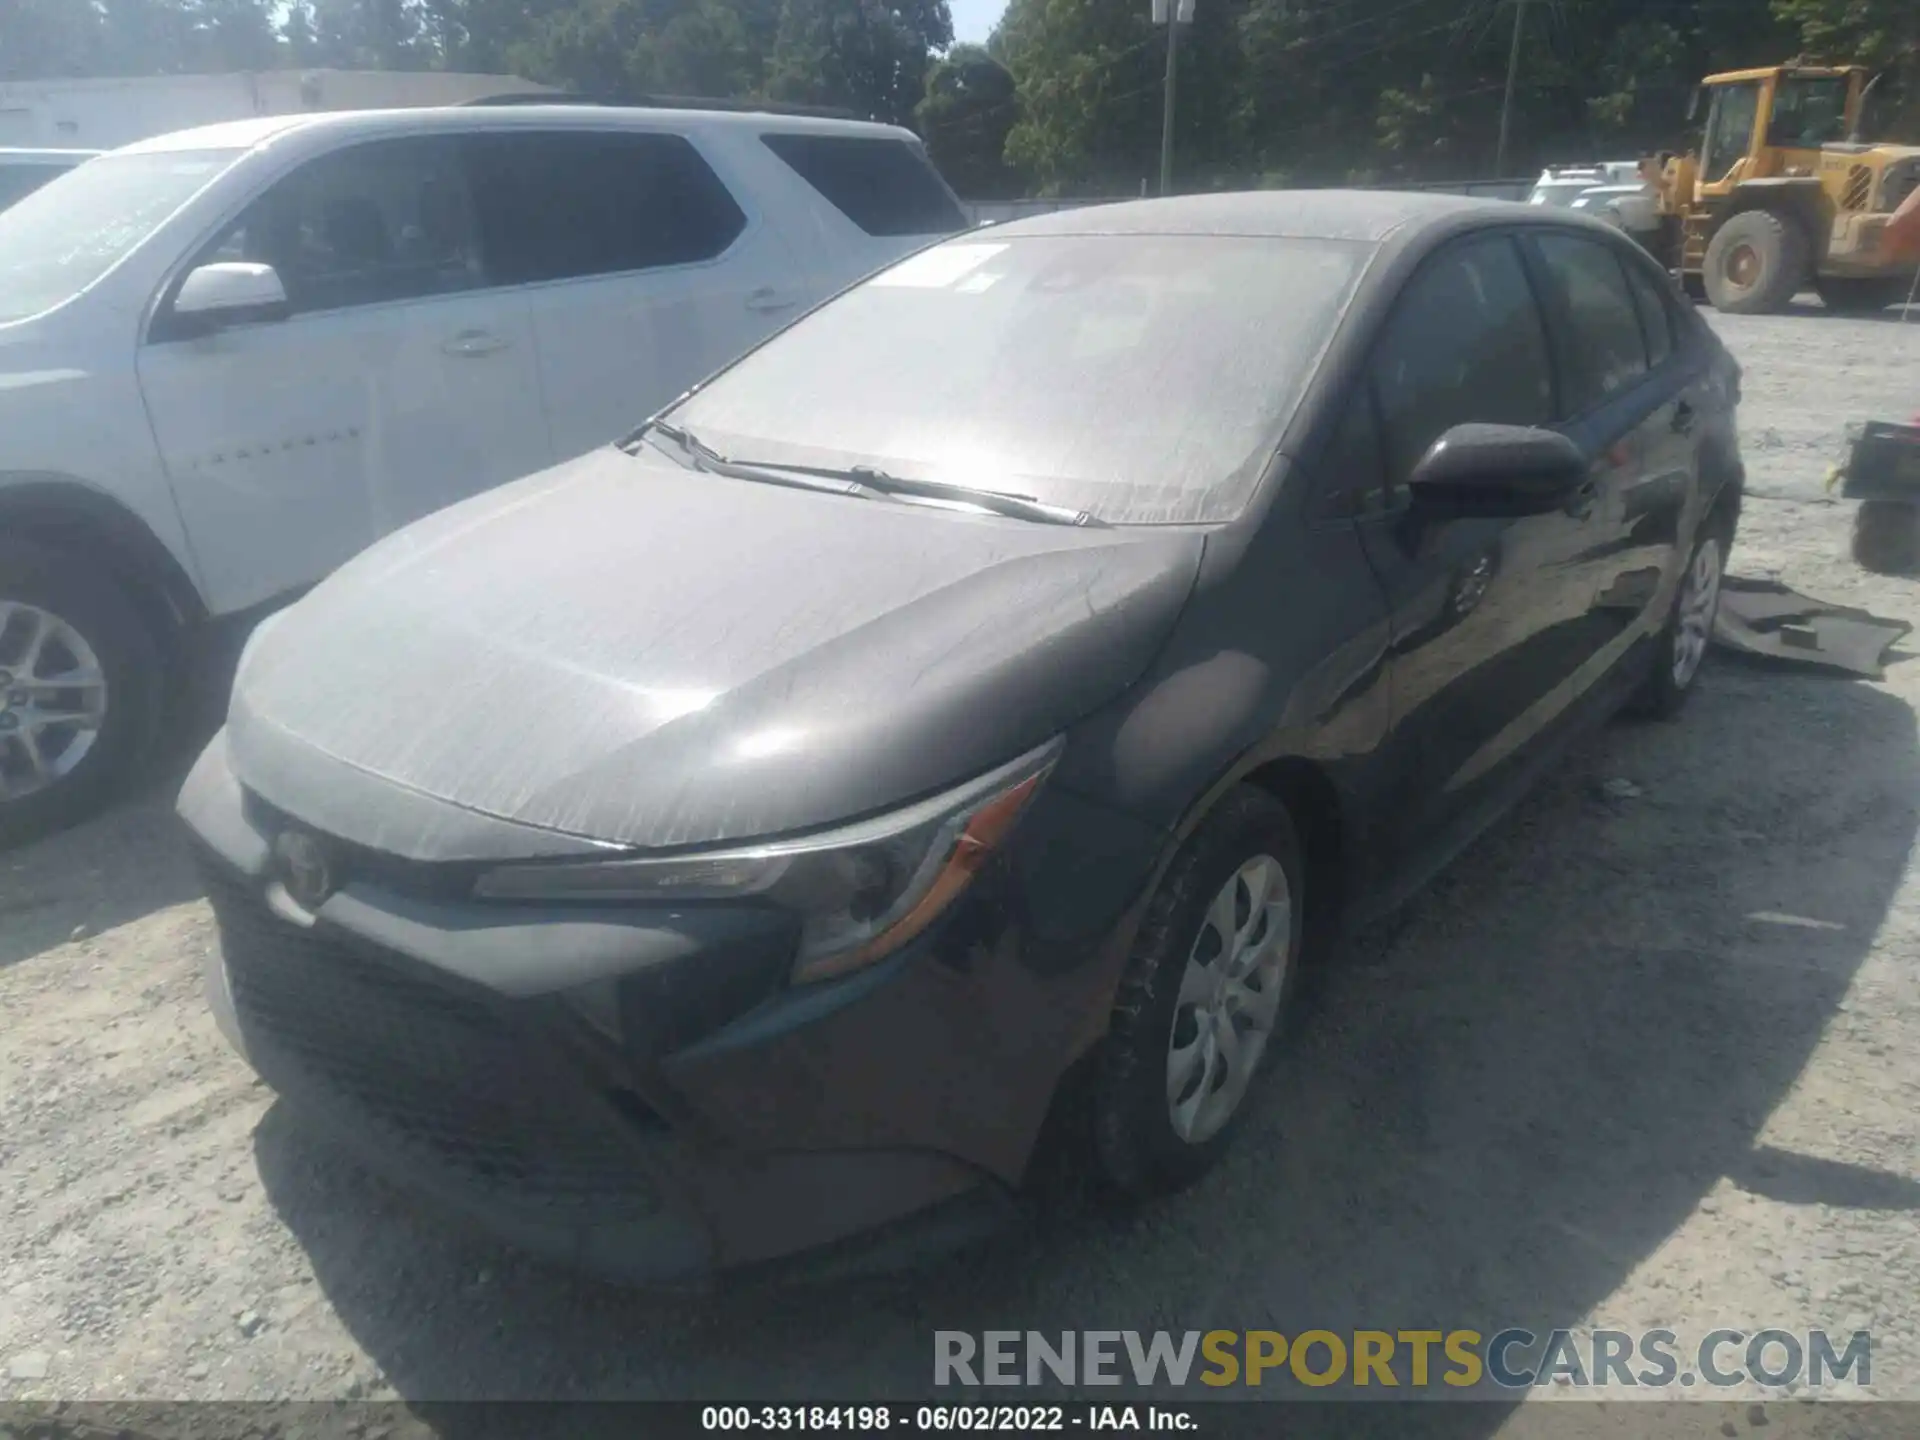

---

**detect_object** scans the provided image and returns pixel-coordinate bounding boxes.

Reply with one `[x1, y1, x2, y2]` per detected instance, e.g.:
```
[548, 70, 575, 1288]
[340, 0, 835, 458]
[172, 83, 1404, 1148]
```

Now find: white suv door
[136, 135, 552, 617]
[463, 127, 803, 460]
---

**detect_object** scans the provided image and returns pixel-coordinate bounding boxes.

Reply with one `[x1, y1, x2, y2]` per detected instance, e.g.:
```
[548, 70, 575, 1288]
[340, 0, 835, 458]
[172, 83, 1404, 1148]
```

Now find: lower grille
[203, 865, 666, 1222]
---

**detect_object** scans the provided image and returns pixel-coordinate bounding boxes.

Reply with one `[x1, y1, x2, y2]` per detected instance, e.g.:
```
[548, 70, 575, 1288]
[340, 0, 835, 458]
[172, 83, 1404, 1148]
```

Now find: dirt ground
[3, 304, 1919, 1431]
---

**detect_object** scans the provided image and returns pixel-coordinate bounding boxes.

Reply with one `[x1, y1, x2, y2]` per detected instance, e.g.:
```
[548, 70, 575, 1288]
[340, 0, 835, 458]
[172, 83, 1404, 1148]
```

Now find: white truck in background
[0, 70, 555, 151]
[1528, 162, 1661, 250]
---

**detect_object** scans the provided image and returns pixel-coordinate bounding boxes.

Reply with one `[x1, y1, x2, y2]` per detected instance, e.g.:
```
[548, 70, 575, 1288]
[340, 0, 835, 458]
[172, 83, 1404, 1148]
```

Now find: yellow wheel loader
[1642, 63, 1920, 314]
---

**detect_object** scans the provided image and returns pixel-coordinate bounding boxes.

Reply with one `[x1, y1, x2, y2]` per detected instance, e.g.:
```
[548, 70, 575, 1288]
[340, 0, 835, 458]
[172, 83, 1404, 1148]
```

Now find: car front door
[135, 134, 551, 618]
[463, 128, 802, 461]
[1523, 228, 1690, 672]
[1330, 231, 1607, 866]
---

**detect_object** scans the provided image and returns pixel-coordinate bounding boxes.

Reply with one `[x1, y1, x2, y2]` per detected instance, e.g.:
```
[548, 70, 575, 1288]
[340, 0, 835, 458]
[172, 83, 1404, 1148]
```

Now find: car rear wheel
[0, 540, 163, 848]
[1628, 524, 1725, 721]
[1702, 210, 1810, 315]
[1091, 786, 1304, 1196]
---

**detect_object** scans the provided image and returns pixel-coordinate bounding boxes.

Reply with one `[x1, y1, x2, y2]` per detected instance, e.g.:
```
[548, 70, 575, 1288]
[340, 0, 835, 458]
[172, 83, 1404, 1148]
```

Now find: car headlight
[473, 738, 1063, 984]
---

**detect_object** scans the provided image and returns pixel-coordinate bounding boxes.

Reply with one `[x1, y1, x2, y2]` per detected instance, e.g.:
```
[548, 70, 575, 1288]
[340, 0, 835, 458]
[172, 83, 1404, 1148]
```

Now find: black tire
[1628, 515, 1730, 721]
[1815, 276, 1912, 314]
[1702, 210, 1811, 315]
[1851, 499, 1920, 575]
[0, 540, 164, 848]
[1092, 786, 1306, 1197]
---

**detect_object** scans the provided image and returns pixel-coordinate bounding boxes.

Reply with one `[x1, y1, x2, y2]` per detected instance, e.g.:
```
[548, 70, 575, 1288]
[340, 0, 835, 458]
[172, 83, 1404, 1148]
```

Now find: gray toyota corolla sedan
[180, 192, 1744, 1284]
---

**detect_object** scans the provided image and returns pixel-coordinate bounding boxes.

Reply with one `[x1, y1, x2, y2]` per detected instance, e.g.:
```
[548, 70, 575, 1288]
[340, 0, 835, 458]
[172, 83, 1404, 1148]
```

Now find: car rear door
[753, 131, 970, 292]
[1324, 231, 1607, 865]
[136, 134, 550, 618]
[463, 127, 803, 461]
[1521, 227, 1691, 668]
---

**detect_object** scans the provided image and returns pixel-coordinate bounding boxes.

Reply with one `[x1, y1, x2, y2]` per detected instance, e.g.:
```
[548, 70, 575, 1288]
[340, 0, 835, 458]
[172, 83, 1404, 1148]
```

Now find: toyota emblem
[274, 830, 335, 911]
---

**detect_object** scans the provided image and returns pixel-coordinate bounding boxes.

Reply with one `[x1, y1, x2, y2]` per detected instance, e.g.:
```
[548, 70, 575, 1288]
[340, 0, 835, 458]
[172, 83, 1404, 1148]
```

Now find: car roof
[984, 189, 1523, 245]
[117, 104, 921, 157]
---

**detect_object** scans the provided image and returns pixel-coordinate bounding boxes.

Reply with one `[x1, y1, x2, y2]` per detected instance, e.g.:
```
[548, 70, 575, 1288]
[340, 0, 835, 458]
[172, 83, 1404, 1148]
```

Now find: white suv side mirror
[173, 262, 290, 327]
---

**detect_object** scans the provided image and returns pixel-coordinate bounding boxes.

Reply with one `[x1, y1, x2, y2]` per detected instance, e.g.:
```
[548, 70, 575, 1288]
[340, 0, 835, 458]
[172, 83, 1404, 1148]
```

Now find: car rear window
[760, 133, 966, 237]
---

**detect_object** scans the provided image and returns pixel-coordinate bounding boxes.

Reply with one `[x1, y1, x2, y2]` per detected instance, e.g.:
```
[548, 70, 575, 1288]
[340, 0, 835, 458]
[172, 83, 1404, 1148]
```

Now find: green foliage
[916, 42, 1022, 196]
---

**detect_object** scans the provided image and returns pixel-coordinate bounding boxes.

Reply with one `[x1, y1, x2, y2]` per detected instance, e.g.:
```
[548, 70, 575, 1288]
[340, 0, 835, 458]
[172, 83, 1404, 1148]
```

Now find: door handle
[1672, 400, 1696, 435]
[744, 288, 799, 314]
[443, 330, 510, 358]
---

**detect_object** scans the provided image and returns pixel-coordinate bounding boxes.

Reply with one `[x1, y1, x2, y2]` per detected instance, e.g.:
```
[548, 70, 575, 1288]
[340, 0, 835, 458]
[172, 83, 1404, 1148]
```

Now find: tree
[764, 0, 953, 125]
[993, 0, 1161, 192]
[916, 42, 1020, 196]
[0, 0, 110, 79]
[184, 0, 283, 71]
[301, 0, 431, 69]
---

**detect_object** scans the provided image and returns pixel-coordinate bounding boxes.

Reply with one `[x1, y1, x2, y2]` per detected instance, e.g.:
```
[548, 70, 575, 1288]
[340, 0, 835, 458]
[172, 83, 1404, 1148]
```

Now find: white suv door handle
[745, 288, 799, 314]
[442, 329, 510, 358]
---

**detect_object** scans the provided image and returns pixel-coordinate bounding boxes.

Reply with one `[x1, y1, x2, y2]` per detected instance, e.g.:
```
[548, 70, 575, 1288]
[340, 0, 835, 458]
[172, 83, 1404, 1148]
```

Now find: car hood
[227, 446, 1205, 860]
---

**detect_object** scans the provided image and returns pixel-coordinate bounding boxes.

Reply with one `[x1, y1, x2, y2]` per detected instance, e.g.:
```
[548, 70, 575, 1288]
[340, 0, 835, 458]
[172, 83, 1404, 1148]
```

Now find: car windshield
[667, 232, 1369, 525]
[0, 149, 240, 323]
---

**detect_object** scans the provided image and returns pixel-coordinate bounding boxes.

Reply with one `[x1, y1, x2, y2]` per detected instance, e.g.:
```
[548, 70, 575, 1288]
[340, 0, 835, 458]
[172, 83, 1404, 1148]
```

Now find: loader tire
[1703, 210, 1810, 315]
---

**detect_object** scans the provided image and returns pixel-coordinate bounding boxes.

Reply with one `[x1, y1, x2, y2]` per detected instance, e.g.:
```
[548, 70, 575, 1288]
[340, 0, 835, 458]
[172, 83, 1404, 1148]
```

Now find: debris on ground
[1714, 578, 1912, 678]
[7, 1350, 50, 1381]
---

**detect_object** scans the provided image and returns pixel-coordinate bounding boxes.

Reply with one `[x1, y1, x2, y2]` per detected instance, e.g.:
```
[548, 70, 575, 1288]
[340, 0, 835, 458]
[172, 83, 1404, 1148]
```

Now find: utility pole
[1153, 0, 1195, 197]
[1495, 0, 1528, 177]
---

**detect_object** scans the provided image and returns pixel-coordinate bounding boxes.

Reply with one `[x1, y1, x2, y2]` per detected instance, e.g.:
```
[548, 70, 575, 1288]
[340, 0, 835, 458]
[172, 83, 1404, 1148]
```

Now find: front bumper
[181, 731, 1155, 1285]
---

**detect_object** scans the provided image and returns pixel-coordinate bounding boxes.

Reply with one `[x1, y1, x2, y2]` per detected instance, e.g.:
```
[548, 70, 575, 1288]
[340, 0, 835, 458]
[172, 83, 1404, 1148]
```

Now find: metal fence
[961, 176, 1534, 227]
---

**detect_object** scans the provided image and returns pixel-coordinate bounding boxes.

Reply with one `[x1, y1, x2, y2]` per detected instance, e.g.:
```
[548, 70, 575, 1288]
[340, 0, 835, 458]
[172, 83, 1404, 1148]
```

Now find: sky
[950, 0, 1009, 45]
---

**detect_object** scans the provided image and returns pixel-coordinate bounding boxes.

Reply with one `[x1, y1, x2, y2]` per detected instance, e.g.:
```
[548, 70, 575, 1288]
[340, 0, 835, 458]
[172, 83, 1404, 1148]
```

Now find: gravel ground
[3, 303, 1920, 1432]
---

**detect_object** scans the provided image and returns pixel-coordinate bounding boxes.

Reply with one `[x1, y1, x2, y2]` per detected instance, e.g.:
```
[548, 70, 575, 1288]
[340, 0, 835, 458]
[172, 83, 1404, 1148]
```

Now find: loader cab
[1693, 66, 1865, 195]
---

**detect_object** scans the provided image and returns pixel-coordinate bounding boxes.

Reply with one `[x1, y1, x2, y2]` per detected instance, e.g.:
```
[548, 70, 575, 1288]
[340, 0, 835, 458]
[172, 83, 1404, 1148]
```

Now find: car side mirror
[1407, 423, 1588, 517]
[171, 262, 290, 331]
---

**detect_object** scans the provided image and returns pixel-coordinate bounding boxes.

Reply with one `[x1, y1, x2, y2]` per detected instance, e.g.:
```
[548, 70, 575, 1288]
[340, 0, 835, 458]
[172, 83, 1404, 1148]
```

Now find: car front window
[668, 232, 1370, 526]
[0, 149, 241, 323]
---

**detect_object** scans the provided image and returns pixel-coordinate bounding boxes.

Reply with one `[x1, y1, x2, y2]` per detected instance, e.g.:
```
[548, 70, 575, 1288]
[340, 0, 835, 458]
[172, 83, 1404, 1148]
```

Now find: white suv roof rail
[463, 92, 863, 122]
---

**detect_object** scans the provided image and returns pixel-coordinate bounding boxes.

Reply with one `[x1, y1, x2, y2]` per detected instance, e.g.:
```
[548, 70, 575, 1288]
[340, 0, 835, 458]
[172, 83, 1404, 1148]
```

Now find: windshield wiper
[622, 420, 876, 500]
[842, 467, 1105, 527]
[705, 456, 1103, 528]
[623, 422, 1102, 527]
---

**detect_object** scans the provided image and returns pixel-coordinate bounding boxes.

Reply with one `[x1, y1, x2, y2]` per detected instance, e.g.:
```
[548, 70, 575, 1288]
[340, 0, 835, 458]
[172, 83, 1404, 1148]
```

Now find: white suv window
[190, 136, 484, 316]
[760, 132, 965, 237]
[463, 130, 748, 284]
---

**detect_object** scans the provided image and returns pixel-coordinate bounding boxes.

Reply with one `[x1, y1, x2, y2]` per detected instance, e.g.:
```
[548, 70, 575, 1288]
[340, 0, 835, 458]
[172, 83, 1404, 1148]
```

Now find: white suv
[0, 104, 966, 841]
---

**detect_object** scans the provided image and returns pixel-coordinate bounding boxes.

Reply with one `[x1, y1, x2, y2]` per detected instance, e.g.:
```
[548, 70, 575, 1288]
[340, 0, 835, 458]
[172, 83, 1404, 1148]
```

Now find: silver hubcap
[1672, 537, 1722, 688]
[0, 601, 109, 802]
[1166, 854, 1293, 1145]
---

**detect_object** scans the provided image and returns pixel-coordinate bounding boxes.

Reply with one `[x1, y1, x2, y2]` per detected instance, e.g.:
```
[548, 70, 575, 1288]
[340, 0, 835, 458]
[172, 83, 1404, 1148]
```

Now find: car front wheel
[0, 540, 162, 847]
[1091, 786, 1305, 1196]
